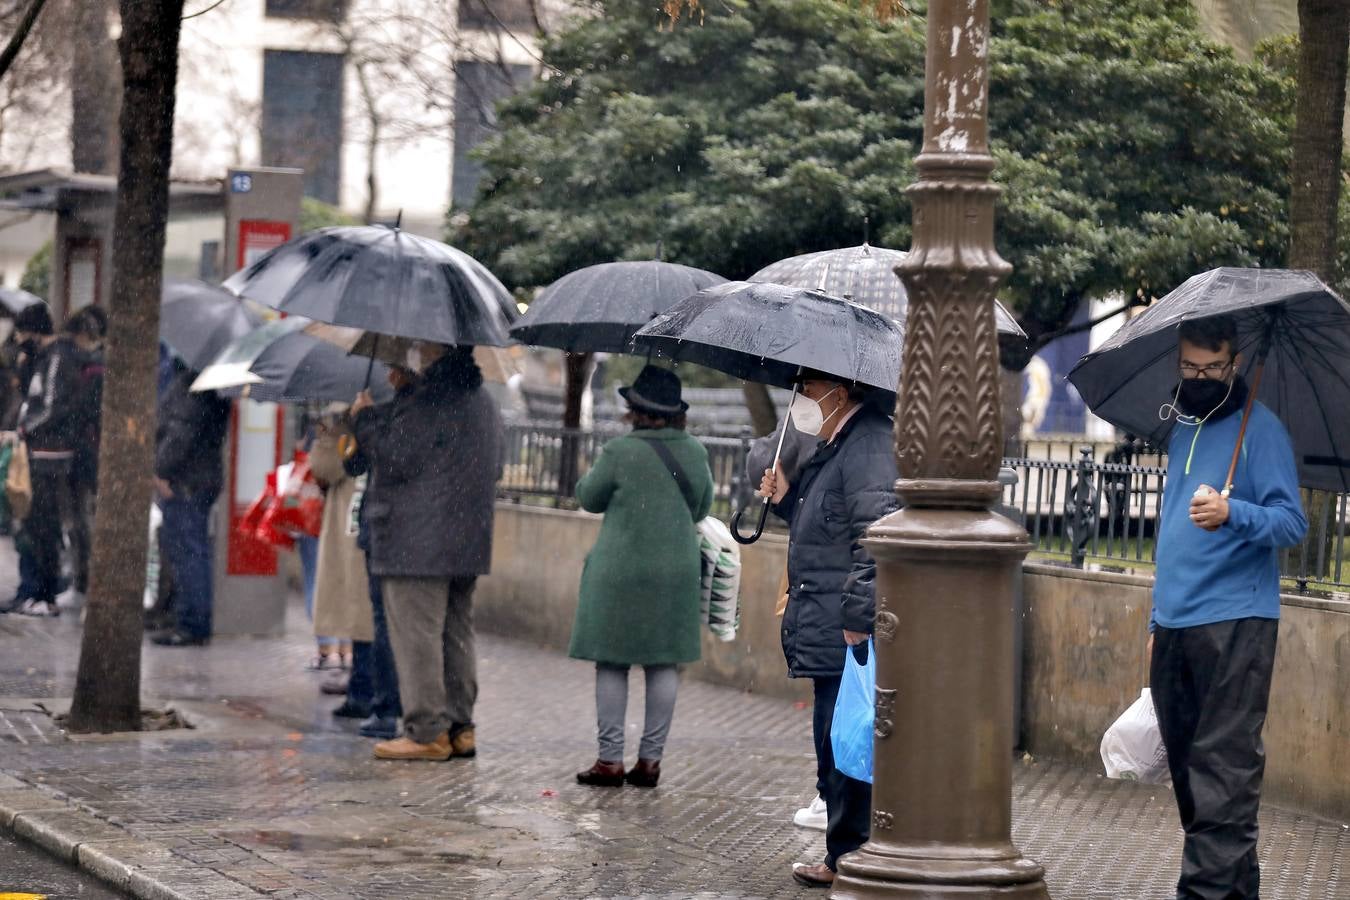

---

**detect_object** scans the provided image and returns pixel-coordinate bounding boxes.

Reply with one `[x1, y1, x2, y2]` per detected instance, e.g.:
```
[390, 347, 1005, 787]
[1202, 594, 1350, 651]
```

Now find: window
[264, 0, 347, 20]
[261, 50, 345, 206]
[457, 0, 537, 31]
[452, 61, 532, 207]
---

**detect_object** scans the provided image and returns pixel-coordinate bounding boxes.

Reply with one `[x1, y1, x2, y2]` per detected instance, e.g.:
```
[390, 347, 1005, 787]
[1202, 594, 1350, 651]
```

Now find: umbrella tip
[655, 239, 663, 261]
[395, 209, 403, 229]
[863, 215, 870, 246]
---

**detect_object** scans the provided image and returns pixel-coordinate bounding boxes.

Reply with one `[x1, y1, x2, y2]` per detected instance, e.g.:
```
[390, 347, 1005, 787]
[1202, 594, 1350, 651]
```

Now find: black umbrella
[222, 225, 518, 348]
[160, 279, 261, 372]
[632, 280, 905, 543]
[1068, 267, 1350, 493]
[510, 260, 726, 353]
[0, 287, 45, 316]
[190, 318, 395, 404]
[750, 243, 1026, 338]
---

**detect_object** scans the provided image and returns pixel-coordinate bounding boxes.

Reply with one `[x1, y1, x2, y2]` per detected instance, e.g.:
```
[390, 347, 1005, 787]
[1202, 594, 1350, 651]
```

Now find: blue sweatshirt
[1152, 402, 1307, 630]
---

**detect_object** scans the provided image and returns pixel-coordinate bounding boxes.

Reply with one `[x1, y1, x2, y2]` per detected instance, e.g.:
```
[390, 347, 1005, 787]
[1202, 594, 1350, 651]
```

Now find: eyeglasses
[1178, 360, 1234, 380]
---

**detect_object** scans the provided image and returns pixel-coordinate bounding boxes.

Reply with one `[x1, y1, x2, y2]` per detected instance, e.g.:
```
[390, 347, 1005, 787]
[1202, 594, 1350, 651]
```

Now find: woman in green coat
[570, 366, 714, 789]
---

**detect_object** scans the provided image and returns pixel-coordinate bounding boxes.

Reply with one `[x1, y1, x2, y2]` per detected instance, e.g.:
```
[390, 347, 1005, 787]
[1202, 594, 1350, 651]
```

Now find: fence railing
[499, 425, 1350, 596]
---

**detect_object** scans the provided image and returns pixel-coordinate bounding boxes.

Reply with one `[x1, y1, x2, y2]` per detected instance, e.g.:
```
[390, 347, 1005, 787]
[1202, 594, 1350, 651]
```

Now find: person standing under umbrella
[570, 366, 714, 789]
[1150, 316, 1306, 899]
[757, 371, 899, 889]
[151, 353, 232, 646]
[350, 343, 502, 761]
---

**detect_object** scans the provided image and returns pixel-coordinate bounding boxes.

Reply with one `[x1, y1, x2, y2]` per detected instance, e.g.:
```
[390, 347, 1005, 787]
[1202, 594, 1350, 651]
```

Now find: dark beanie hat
[13, 303, 53, 335]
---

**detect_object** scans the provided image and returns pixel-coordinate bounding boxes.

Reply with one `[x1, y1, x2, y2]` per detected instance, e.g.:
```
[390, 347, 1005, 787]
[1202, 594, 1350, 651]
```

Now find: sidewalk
[0, 600, 1346, 899]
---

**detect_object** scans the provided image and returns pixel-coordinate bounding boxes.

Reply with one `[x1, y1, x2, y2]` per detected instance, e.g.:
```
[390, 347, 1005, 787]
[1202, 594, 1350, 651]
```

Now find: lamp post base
[832, 842, 1049, 898]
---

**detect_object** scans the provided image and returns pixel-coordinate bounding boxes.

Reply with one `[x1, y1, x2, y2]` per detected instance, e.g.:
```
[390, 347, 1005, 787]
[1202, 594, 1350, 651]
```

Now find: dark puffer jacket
[155, 364, 231, 501]
[775, 407, 899, 679]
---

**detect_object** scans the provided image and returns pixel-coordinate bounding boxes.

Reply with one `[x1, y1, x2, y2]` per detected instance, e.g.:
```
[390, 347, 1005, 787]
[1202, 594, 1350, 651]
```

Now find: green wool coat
[568, 428, 714, 666]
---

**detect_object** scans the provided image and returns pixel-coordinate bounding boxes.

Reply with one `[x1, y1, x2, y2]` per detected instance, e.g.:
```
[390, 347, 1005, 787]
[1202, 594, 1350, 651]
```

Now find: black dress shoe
[576, 759, 625, 787]
[150, 630, 209, 647]
[331, 700, 372, 718]
[624, 758, 661, 788]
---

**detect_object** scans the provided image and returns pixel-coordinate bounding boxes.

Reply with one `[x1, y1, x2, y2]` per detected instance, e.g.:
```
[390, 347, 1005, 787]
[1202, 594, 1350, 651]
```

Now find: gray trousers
[382, 576, 478, 744]
[595, 663, 679, 762]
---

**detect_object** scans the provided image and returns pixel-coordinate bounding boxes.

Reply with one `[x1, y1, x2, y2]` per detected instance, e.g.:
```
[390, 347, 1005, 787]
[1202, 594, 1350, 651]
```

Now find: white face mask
[789, 387, 843, 436]
[405, 344, 423, 373]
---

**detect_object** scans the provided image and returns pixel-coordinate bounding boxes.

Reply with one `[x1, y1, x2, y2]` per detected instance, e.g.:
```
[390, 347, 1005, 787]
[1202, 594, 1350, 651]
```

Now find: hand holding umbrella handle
[731, 380, 799, 546]
[732, 499, 770, 545]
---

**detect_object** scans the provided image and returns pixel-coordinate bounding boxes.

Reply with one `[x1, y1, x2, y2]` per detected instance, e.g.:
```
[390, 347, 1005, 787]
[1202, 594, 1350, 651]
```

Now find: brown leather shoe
[791, 862, 835, 888]
[373, 732, 451, 761]
[624, 758, 660, 788]
[576, 759, 625, 787]
[449, 726, 476, 758]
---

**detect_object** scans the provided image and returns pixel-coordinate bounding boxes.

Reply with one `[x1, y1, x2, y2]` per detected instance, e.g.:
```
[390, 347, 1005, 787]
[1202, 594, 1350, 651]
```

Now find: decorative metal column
[830, 0, 1050, 897]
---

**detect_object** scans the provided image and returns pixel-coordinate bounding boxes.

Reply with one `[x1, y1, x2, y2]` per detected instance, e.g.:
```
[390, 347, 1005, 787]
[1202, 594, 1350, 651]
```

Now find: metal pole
[831, 0, 1049, 896]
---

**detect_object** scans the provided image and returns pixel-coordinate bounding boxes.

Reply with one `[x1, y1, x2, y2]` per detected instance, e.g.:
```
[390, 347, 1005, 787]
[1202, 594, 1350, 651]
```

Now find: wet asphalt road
[0, 829, 126, 899]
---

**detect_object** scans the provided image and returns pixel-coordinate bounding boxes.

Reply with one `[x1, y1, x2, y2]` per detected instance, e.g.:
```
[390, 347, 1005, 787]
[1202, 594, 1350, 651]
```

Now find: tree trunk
[558, 351, 591, 497]
[69, 0, 121, 175]
[1289, 0, 1350, 279]
[1287, 0, 1349, 580]
[741, 381, 778, 437]
[67, 0, 186, 734]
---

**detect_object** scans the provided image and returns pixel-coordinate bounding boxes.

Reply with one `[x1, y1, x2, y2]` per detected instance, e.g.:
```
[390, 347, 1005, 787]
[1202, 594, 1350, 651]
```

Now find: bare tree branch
[1030, 300, 1134, 352]
[0, 0, 49, 81]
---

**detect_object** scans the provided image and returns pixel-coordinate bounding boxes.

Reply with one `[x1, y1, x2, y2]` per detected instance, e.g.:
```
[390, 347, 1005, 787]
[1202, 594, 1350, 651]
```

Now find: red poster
[237, 220, 291, 271]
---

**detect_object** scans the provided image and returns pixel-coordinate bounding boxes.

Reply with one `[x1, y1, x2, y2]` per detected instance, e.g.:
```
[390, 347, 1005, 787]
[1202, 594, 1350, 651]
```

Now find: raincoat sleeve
[839, 430, 900, 635]
[576, 443, 618, 514]
[1224, 415, 1308, 548]
[352, 403, 420, 486]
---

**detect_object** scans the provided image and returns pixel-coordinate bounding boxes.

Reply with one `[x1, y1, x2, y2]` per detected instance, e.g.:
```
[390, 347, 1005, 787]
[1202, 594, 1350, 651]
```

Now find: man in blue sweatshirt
[1151, 314, 1307, 900]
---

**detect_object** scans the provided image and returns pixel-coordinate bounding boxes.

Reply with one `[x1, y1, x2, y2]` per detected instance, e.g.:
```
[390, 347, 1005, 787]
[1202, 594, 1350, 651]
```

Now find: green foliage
[298, 197, 358, 234]
[19, 240, 52, 301]
[455, 0, 1296, 352]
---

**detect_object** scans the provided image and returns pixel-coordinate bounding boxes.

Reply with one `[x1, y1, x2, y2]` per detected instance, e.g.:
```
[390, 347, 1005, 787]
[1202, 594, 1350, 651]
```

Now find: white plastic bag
[696, 517, 741, 642]
[1100, 687, 1170, 784]
[143, 504, 162, 611]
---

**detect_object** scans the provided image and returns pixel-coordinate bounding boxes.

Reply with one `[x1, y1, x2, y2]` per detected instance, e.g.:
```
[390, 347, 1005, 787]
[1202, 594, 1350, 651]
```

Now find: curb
[0, 773, 268, 900]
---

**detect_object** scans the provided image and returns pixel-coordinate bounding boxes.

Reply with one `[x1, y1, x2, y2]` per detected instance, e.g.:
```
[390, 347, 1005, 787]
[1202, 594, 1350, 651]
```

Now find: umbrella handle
[1221, 354, 1267, 498]
[731, 498, 770, 545]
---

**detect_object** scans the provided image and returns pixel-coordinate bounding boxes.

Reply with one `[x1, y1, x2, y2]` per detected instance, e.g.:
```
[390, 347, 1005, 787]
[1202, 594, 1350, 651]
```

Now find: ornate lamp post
[830, 1, 1050, 897]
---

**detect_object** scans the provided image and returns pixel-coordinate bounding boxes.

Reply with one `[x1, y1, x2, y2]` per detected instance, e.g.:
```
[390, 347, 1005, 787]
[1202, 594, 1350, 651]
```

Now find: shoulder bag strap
[637, 436, 698, 519]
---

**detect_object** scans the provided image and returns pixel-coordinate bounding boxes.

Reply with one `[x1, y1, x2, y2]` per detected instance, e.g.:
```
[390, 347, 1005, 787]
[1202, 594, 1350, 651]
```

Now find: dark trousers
[367, 563, 401, 719]
[27, 458, 71, 604]
[346, 640, 373, 706]
[812, 670, 872, 871]
[68, 476, 95, 594]
[160, 493, 215, 640]
[1151, 617, 1278, 900]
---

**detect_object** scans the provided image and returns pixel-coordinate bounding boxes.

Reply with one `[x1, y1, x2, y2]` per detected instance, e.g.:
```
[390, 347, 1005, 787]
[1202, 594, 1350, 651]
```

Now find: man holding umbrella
[758, 371, 899, 889]
[350, 341, 503, 762]
[1149, 315, 1307, 899]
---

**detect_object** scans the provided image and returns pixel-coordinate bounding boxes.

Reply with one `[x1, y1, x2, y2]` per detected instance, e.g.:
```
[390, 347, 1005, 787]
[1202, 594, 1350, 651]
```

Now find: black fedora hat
[619, 365, 688, 415]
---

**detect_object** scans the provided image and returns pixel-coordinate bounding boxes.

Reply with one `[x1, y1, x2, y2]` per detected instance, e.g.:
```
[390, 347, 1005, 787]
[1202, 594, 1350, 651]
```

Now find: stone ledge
[12, 808, 129, 862]
[0, 774, 268, 900]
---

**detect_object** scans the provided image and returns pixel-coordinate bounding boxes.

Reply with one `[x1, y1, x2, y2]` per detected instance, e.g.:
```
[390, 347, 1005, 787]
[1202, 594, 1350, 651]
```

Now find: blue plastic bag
[830, 640, 875, 784]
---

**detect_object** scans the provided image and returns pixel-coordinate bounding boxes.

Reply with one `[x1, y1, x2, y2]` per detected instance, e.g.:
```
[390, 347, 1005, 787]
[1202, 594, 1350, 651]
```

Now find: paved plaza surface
[0, 592, 1347, 899]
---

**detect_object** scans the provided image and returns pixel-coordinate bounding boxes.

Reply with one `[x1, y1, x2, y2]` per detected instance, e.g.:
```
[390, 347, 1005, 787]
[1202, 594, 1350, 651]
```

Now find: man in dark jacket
[62, 306, 106, 606]
[151, 352, 231, 646]
[759, 372, 900, 889]
[350, 343, 503, 762]
[9, 303, 82, 616]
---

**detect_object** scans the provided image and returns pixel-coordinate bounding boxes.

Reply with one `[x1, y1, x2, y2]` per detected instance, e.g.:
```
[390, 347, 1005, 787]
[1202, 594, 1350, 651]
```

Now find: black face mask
[17, 338, 36, 357]
[1175, 374, 1247, 420]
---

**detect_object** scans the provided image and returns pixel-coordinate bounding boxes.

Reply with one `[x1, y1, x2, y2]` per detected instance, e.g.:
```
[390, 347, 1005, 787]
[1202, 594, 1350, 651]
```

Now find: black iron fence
[499, 424, 1350, 596]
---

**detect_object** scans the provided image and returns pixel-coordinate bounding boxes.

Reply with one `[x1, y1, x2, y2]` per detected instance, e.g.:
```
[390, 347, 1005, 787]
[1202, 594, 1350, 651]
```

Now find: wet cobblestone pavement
[1, 604, 1347, 899]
